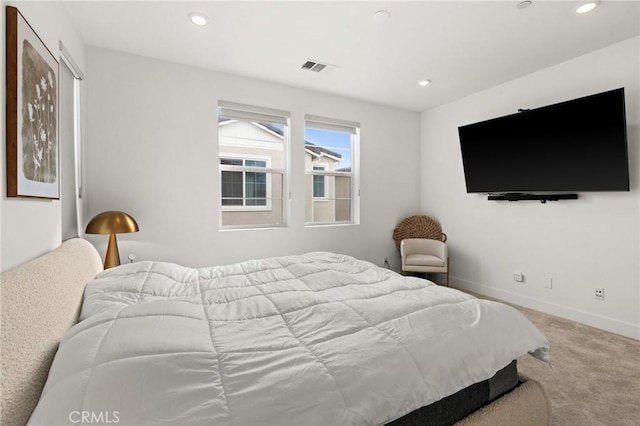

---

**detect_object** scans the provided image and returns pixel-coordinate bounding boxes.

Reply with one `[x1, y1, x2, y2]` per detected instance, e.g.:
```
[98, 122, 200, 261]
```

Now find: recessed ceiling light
[517, 1, 533, 10]
[418, 80, 431, 87]
[576, 2, 599, 14]
[373, 10, 391, 22]
[188, 12, 208, 26]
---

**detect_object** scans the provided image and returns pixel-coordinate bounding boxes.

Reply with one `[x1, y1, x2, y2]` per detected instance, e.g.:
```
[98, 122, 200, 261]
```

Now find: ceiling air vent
[301, 60, 328, 72]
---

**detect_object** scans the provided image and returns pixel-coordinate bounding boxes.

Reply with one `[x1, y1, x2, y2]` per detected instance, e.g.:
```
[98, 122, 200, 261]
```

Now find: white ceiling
[62, 0, 640, 112]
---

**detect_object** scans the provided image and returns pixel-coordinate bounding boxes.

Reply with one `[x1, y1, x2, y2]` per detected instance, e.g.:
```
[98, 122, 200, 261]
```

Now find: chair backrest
[393, 215, 447, 249]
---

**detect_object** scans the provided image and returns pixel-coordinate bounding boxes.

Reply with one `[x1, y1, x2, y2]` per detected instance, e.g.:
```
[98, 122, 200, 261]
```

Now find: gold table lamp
[85, 211, 139, 269]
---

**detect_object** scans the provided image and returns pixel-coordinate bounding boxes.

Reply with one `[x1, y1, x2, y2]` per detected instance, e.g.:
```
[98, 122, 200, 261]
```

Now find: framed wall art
[6, 6, 59, 199]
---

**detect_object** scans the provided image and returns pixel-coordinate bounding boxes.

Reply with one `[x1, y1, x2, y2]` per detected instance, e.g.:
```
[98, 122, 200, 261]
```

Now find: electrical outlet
[513, 272, 524, 283]
[383, 256, 390, 269]
[544, 277, 553, 289]
[594, 288, 604, 301]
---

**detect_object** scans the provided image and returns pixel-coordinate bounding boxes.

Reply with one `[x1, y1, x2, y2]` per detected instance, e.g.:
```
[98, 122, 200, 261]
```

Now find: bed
[1, 239, 551, 425]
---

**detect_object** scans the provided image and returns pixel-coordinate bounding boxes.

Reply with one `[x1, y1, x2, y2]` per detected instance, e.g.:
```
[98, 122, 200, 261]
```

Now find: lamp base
[104, 233, 121, 269]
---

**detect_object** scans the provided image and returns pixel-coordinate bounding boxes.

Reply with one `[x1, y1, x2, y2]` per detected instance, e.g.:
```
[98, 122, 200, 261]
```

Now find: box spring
[386, 360, 519, 426]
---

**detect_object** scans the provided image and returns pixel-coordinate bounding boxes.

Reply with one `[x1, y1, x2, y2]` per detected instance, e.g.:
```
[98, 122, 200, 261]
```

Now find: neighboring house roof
[304, 142, 341, 161]
[219, 118, 342, 161]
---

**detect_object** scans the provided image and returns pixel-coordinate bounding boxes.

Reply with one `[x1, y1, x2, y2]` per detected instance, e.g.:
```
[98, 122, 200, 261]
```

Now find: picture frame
[6, 6, 59, 199]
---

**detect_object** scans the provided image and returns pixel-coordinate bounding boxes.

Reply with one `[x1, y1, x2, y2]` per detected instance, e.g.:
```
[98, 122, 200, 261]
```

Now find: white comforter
[30, 252, 549, 426]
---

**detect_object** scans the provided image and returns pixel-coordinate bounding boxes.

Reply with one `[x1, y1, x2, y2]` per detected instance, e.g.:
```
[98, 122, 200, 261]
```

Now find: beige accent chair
[393, 215, 449, 286]
[400, 239, 449, 286]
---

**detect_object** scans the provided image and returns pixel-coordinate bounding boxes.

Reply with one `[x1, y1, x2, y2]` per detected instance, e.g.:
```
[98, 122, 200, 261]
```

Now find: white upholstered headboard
[1, 238, 103, 425]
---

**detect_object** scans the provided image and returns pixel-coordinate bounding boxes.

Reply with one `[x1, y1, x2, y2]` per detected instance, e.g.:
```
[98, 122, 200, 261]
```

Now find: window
[312, 166, 325, 198]
[218, 101, 289, 228]
[59, 42, 84, 240]
[305, 115, 360, 225]
[221, 158, 267, 207]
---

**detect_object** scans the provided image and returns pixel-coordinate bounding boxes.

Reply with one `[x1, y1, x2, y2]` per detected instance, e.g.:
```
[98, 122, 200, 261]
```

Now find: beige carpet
[511, 303, 640, 425]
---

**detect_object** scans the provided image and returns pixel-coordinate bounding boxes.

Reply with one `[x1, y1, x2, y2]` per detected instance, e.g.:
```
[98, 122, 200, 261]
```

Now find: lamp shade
[85, 211, 139, 235]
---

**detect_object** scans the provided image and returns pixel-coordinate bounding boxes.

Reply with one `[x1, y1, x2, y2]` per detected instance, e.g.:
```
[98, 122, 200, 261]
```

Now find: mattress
[29, 252, 549, 425]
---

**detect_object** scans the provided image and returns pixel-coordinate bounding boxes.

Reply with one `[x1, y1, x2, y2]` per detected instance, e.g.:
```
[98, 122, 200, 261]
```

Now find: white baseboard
[450, 276, 640, 341]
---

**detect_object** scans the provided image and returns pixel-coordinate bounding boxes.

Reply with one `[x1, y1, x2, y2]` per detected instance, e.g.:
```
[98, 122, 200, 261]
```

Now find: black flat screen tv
[458, 88, 629, 194]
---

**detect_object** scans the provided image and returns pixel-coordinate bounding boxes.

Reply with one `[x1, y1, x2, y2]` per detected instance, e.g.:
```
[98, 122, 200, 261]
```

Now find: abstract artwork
[6, 6, 59, 198]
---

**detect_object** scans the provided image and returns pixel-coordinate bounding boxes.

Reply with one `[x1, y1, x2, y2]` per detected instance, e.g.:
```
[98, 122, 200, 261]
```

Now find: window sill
[221, 207, 273, 212]
[219, 224, 286, 232]
[304, 221, 358, 228]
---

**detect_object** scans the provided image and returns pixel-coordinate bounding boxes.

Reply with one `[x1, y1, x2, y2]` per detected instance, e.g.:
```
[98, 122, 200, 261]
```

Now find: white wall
[0, 1, 85, 272]
[83, 47, 421, 270]
[420, 37, 640, 339]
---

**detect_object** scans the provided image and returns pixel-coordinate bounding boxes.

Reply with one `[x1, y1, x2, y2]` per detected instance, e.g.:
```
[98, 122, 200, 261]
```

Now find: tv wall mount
[487, 193, 578, 203]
